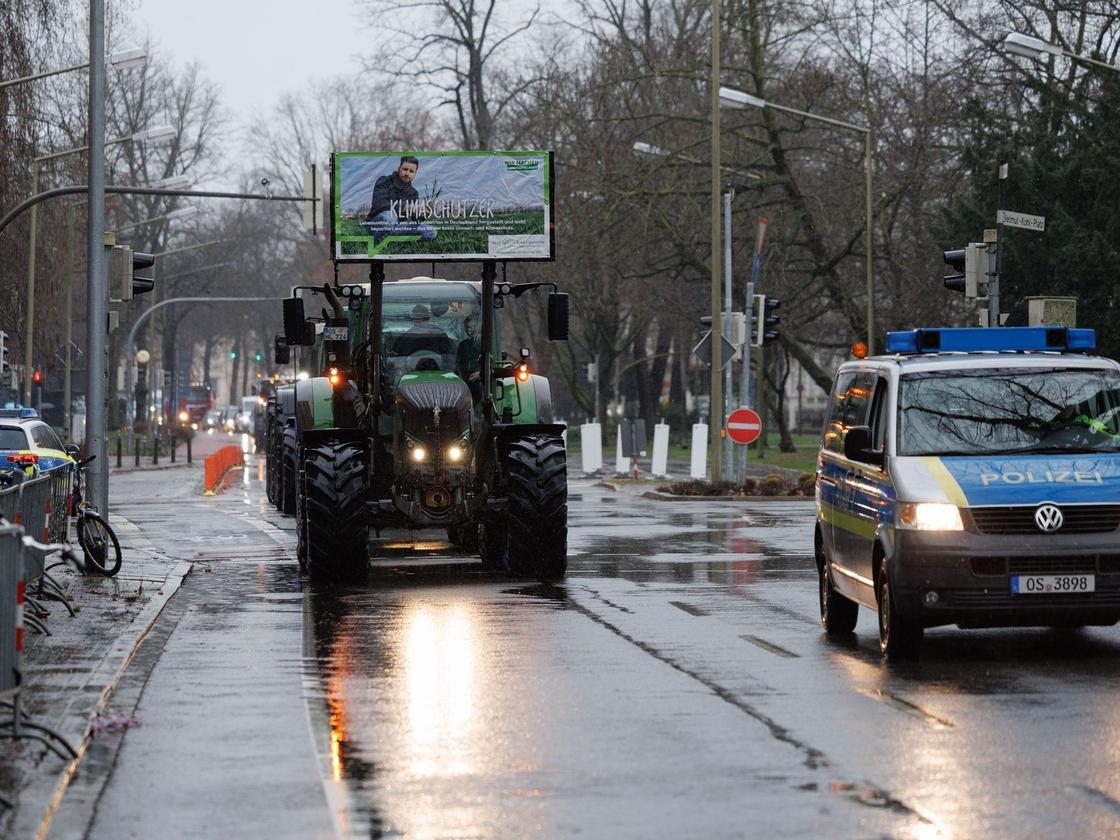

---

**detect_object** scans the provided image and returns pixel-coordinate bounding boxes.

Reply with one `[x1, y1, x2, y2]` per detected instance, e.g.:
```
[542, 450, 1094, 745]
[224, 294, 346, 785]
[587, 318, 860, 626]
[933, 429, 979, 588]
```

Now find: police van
[815, 326, 1120, 656]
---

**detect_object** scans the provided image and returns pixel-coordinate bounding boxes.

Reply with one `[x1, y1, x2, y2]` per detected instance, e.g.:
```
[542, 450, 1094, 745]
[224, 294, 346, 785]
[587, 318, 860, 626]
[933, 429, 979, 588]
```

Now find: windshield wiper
[1004, 446, 1109, 455]
[911, 449, 987, 457]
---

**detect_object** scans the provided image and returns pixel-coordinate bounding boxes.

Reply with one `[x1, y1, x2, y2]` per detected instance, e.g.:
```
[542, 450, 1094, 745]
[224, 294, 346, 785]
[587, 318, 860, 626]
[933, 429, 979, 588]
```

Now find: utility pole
[709, 0, 723, 483]
[722, 188, 733, 480]
[86, 0, 108, 512]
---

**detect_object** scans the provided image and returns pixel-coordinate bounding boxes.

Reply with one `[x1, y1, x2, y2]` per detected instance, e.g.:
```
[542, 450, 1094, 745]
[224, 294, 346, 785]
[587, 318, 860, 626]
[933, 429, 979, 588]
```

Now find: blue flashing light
[0, 407, 36, 419]
[885, 326, 1096, 355]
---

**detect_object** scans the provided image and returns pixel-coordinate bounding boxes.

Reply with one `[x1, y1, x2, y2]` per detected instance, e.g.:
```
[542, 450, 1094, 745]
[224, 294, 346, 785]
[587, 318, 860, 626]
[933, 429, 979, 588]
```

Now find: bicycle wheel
[77, 512, 122, 576]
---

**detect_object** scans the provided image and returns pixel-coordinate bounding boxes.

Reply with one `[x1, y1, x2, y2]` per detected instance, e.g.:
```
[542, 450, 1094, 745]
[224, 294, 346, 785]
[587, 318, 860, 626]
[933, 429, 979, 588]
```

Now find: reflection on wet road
[288, 478, 1120, 837]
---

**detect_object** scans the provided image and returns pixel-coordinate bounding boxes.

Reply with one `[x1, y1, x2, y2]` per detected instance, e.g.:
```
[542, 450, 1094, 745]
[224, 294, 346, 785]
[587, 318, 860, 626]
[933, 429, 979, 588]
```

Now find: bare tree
[358, 0, 542, 148]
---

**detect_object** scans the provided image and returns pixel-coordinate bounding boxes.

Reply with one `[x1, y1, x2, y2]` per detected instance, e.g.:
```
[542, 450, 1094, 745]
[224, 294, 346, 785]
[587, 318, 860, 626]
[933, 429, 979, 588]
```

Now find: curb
[641, 490, 814, 503]
[110, 461, 195, 474]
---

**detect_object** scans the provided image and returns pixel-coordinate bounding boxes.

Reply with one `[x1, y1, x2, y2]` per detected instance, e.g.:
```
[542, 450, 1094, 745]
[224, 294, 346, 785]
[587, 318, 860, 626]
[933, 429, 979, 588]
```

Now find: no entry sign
[727, 408, 762, 445]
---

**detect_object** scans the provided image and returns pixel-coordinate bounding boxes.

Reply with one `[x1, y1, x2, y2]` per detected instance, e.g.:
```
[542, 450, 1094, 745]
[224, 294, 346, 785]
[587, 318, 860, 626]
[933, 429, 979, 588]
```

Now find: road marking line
[739, 634, 799, 658]
[856, 688, 953, 729]
[669, 601, 709, 617]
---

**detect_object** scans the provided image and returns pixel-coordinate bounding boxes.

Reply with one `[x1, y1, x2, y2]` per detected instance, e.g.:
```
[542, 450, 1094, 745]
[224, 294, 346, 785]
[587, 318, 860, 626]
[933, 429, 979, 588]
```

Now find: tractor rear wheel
[303, 439, 369, 582]
[505, 435, 567, 581]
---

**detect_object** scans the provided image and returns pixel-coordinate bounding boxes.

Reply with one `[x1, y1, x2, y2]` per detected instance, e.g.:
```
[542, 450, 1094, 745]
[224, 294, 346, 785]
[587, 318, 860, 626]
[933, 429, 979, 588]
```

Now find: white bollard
[690, 423, 708, 479]
[579, 423, 603, 474]
[651, 423, 670, 477]
[615, 424, 628, 475]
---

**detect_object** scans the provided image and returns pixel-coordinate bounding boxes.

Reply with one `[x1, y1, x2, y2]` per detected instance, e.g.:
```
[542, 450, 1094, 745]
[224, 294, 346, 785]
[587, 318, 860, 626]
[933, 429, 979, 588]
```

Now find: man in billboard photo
[362, 155, 437, 244]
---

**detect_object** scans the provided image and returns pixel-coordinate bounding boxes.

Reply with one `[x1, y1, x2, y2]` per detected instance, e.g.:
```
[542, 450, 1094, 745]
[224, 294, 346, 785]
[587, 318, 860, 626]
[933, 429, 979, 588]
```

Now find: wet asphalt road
[52, 450, 1120, 839]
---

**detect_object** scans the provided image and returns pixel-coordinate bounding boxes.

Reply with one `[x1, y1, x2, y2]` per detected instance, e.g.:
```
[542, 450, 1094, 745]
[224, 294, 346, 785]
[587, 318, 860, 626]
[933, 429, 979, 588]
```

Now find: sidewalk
[0, 464, 202, 837]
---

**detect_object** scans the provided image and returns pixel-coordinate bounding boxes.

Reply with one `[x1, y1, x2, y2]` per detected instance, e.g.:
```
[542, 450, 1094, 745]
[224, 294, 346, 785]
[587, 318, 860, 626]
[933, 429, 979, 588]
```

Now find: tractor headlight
[897, 503, 963, 531]
[411, 447, 427, 463]
[447, 445, 464, 462]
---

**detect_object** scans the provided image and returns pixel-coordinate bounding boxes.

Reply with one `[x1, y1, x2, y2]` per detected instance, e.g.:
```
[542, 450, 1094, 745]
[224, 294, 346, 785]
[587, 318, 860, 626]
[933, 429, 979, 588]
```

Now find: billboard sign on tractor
[331, 151, 554, 262]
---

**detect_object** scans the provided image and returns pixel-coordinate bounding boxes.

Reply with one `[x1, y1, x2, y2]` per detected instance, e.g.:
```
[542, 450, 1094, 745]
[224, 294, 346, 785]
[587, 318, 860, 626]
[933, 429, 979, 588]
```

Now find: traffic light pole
[86, 0, 108, 513]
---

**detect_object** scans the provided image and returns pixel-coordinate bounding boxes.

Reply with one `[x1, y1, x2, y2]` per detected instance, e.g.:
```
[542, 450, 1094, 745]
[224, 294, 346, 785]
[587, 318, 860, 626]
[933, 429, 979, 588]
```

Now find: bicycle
[71, 455, 121, 576]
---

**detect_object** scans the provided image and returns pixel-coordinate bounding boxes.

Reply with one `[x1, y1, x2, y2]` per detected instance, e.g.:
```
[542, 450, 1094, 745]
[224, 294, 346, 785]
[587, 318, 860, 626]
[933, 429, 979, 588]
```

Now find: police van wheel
[877, 559, 922, 658]
[819, 559, 858, 635]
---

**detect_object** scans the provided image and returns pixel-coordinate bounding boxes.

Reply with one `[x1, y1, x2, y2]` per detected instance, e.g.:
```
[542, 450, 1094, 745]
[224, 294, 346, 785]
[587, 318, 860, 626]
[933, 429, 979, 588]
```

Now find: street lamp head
[719, 86, 766, 111]
[132, 125, 175, 143]
[151, 175, 190, 190]
[166, 206, 198, 221]
[135, 349, 150, 364]
[632, 141, 667, 157]
[1003, 32, 1062, 62]
[109, 48, 146, 70]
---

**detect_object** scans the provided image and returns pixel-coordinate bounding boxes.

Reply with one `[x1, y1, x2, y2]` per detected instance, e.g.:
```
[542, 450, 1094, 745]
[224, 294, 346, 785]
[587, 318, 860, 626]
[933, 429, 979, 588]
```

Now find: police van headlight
[898, 503, 963, 531]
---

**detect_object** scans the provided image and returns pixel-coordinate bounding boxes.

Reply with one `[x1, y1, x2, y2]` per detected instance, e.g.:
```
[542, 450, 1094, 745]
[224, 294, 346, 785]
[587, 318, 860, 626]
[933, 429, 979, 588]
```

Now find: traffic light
[0, 331, 8, 377]
[131, 251, 156, 296]
[31, 369, 43, 385]
[943, 243, 987, 297]
[109, 246, 156, 300]
[751, 294, 781, 346]
[254, 352, 262, 362]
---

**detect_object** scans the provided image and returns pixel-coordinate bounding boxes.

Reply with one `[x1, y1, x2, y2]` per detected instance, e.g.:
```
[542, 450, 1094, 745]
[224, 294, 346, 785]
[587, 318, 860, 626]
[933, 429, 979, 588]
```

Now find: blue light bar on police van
[885, 326, 1096, 355]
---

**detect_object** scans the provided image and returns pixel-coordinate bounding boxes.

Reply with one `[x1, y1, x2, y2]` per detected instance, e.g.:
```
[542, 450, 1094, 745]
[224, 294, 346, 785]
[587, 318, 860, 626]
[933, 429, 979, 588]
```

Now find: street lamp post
[22, 125, 175, 406]
[1003, 32, 1120, 73]
[0, 47, 145, 91]
[719, 86, 876, 354]
[134, 349, 150, 427]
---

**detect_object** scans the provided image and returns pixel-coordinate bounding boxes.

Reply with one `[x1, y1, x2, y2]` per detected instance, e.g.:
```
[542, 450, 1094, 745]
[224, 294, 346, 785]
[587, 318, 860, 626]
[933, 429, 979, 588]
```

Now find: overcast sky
[131, 0, 369, 135]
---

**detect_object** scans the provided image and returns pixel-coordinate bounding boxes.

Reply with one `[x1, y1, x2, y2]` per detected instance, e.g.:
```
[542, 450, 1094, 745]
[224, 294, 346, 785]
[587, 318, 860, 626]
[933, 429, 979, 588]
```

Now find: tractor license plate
[323, 326, 349, 340]
[1011, 574, 1095, 595]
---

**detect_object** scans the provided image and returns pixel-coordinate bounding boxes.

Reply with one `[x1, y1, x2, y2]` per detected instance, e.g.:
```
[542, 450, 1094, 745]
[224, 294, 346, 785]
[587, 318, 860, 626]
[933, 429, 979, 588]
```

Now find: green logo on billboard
[505, 159, 541, 172]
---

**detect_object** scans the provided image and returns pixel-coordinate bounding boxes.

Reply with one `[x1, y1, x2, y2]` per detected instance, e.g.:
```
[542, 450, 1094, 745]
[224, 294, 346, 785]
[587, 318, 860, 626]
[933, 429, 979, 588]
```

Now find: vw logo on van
[1034, 504, 1064, 533]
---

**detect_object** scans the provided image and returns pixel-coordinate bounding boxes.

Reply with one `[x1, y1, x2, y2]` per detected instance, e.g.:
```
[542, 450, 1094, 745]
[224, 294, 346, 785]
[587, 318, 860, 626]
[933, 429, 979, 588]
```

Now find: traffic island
[643, 473, 815, 501]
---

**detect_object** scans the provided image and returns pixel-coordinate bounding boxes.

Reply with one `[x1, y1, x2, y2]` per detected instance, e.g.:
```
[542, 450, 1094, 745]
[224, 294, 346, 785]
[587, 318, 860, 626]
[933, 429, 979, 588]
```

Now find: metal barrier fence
[0, 465, 72, 585]
[0, 524, 21, 700]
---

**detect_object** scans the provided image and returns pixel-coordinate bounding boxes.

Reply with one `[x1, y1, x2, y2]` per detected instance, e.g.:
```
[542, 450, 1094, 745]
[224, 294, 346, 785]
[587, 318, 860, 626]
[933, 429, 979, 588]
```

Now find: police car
[816, 326, 1120, 656]
[0, 408, 74, 477]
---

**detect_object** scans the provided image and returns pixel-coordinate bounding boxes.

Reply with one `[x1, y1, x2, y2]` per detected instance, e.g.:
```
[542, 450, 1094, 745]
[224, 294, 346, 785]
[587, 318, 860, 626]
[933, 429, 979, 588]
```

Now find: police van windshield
[898, 367, 1120, 456]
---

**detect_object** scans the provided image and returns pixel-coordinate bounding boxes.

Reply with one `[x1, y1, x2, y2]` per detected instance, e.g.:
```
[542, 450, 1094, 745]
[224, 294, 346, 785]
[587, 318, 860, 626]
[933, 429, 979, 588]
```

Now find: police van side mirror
[843, 425, 884, 467]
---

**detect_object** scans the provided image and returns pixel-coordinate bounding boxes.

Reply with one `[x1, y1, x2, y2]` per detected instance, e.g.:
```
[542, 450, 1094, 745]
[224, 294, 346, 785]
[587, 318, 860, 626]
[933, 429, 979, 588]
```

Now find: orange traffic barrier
[203, 445, 245, 495]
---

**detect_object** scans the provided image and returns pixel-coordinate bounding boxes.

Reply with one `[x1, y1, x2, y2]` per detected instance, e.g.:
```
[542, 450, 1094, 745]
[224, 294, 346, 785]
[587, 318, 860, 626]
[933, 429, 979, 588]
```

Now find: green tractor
[280, 263, 570, 582]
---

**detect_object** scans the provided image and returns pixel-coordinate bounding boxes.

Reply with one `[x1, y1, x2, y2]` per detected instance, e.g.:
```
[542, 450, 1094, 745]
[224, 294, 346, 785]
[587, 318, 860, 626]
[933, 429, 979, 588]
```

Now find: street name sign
[727, 408, 762, 444]
[997, 210, 1046, 232]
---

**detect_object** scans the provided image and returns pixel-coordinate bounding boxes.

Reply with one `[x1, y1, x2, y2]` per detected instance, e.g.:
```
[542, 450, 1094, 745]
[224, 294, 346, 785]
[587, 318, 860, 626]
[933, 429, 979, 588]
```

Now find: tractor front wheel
[303, 440, 369, 582]
[505, 435, 567, 581]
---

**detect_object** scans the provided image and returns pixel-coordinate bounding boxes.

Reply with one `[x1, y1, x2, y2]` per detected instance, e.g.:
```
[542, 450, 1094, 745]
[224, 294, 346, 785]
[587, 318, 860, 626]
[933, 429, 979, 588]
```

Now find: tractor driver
[398, 304, 453, 370]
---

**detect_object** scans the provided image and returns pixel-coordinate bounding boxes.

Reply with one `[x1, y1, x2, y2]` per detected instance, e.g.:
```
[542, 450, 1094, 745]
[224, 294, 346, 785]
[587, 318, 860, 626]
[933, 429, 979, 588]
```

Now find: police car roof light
[0, 407, 38, 419]
[885, 326, 1096, 355]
